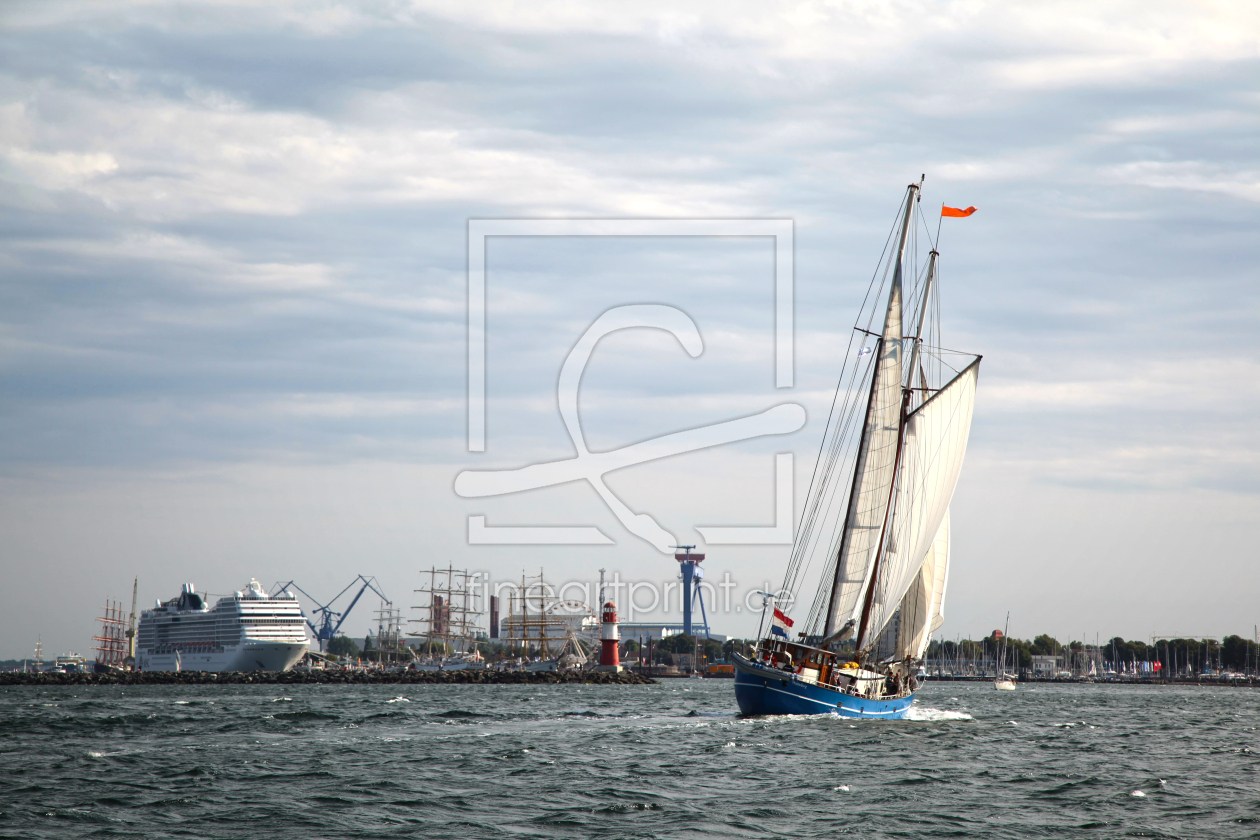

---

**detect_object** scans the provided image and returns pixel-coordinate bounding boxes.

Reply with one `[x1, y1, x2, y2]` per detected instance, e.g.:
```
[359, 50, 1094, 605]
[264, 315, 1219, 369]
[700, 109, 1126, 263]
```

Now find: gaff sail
[864, 360, 977, 651]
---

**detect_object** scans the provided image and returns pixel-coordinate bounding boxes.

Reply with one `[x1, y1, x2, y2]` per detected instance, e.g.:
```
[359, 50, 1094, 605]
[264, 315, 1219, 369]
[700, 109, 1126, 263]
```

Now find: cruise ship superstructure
[137, 580, 309, 672]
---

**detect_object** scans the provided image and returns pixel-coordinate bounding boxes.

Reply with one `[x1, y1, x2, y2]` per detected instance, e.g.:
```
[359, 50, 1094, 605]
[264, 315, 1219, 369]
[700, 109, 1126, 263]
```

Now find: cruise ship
[137, 580, 309, 672]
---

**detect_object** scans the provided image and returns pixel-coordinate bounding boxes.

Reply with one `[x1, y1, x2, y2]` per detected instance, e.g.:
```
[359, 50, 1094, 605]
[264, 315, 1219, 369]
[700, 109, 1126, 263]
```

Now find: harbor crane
[672, 546, 711, 639]
[271, 576, 389, 652]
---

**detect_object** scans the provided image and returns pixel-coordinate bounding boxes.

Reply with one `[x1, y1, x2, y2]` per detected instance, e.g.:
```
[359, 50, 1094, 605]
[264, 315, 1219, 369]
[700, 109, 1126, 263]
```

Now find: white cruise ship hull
[140, 641, 308, 673]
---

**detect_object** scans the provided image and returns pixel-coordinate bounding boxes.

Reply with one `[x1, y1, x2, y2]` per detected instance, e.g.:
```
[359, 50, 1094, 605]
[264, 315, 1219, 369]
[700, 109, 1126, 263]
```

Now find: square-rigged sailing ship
[733, 181, 981, 718]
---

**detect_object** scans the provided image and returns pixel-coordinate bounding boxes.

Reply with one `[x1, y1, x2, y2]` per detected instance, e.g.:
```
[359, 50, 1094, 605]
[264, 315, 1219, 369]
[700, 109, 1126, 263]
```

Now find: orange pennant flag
[941, 205, 977, 217]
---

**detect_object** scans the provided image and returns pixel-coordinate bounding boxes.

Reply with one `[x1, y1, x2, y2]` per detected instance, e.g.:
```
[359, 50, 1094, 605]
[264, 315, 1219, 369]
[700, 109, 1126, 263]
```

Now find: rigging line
[856, 195, 912, 328]
[784, 404, 871, 603]
[793, 211, 930, 634]
[801, 392, 865, 577]
[860, 190, 915, 337]
[805, 374, 872, 569]
[782, 351, 873, 600]
[787, 324, 864, 552]
[923, 350, 977, 372]
[795, 361, 873, 629]
[810, 194, 915, 606]
[787, 355, 867, 539]
[781, 194, 913, 605]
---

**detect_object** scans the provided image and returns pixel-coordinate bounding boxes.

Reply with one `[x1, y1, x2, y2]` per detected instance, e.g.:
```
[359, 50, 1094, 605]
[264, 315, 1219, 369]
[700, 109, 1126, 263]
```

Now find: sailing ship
[410, 566, 485, 669]
[733, 180, 980, 718]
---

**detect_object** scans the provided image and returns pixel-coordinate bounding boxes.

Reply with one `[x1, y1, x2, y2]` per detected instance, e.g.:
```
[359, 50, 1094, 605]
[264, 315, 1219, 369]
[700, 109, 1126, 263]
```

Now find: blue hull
[732, 655, 914, 719]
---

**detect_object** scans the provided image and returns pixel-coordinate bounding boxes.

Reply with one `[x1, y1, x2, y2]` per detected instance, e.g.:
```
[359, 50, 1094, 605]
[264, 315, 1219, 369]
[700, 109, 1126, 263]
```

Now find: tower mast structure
[672, 546, 710, 638]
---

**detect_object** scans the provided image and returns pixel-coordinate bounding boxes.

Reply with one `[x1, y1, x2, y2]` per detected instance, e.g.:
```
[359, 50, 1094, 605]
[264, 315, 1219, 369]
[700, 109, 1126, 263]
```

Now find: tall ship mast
[410, 566, 483, 660]
[732, 181, 981, 718]
[370, 600, 412, 665]
[498, 571, 597, 661]
[92, 599, 128, 670]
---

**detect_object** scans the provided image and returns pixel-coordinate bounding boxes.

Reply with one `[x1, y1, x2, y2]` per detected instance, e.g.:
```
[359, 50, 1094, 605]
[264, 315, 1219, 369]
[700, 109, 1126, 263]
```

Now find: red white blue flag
[771, 607, 794, 638]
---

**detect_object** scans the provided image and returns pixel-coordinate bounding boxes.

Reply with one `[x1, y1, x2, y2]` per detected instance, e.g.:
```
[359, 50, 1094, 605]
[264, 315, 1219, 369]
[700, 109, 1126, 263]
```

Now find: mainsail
[821, 190, 911, 639]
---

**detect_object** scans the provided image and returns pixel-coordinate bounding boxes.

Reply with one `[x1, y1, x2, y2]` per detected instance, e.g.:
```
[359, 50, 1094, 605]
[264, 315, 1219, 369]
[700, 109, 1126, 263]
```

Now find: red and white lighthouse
[598, 601, 621, 671]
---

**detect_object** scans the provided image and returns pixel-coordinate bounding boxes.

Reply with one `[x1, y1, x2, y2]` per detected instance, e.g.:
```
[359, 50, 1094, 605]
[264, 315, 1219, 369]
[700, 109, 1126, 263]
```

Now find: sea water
[1, 680, 1257, 838]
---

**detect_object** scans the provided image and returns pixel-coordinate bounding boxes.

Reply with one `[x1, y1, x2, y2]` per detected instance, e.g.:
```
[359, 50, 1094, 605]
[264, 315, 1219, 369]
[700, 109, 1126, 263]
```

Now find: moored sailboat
[995, 613, 1017, 690]
[733, 180, 981, 718]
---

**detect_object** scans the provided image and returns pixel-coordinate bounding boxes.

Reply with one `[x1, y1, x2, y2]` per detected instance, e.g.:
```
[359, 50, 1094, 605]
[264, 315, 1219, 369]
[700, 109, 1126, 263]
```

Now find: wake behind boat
[734, 180, 981, 719]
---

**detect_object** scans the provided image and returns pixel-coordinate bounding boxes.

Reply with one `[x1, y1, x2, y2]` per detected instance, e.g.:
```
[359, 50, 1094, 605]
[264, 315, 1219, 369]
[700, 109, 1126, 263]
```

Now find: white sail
[864, 360, 977, 649]
[894, 509, 950, 660]
[927, 510, 950, 637]
[824, 279, 903, 635]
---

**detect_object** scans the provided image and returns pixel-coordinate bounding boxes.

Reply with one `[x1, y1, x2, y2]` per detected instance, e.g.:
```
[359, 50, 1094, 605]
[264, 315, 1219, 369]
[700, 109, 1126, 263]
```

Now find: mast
[853, 250, 940, 657]
[126, 576, 138, 665]
[906, 250, 938, 401]
[1000, 612, 1009, 678]
[823, 181, 919, 638]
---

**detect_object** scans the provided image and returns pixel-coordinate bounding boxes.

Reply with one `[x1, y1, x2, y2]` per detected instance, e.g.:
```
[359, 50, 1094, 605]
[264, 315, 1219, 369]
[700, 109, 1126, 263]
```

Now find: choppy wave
[905, 706, 973, 721]
[1, 680, 1255, 839]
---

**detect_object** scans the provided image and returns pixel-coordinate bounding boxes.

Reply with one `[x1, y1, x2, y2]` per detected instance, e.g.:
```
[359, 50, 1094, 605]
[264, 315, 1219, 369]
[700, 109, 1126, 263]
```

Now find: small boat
[733, 180, 981, 718]
[994, 612, 1017, 690]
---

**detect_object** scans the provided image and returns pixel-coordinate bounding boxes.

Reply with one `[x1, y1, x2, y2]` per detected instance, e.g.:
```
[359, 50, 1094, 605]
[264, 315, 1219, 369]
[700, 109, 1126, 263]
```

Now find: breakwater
[0, 669, 656, 687]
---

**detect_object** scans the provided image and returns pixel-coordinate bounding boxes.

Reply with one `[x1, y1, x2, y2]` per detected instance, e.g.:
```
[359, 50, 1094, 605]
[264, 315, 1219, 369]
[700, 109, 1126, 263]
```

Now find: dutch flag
[770, 607, 794, 638]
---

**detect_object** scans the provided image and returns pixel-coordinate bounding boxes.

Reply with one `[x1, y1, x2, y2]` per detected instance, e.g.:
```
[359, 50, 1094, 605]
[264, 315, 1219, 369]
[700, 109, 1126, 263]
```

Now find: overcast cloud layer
[2, 1, 1258, 658]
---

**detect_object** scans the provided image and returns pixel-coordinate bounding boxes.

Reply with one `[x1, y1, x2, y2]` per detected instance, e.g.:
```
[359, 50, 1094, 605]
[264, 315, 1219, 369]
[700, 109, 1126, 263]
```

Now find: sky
[1, 1, 1258, 659]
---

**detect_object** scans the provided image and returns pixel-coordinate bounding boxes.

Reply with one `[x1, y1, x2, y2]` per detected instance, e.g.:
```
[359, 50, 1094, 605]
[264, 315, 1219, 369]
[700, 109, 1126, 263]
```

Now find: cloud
[1, 0, 1259, 655]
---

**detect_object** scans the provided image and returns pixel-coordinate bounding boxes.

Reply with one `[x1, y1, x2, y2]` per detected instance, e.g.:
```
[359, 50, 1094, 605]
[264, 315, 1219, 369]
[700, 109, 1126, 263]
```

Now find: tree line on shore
[327, 628, 1259, 673]
[927, 633, 1259, 672]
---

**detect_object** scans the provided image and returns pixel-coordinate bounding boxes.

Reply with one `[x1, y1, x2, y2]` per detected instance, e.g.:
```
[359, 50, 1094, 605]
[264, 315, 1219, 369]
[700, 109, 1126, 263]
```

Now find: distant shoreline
[924, 675, 1259, 687]
[0, 670, 657, 687]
